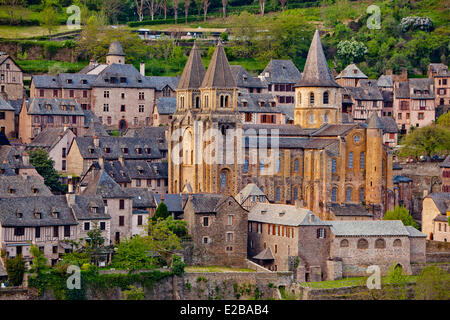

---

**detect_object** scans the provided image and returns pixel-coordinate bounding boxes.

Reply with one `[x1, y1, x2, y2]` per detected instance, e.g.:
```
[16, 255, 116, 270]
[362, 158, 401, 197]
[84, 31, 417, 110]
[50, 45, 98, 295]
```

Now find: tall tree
[278, 0, 287, 11]
[134, 0, 144, 21]
[29, 245, 49, 274]
[40, 5, 59, 39]
[29, 148, 65, 193]
[0, 0, 25, 25]
[172, 0, 179, 23]
[383, 205, 418, 229]
[162, 0, 168, 20]
[145, 0, 161, 21]
[4, 255, 25, 286]
[153, 202, 170, 221]
[399, 125, 450, 161]
[184, 0, 190, 23]
[221, 0, 227, 18]
[202, 0, 209, 21]
[259, 0, 266, 16]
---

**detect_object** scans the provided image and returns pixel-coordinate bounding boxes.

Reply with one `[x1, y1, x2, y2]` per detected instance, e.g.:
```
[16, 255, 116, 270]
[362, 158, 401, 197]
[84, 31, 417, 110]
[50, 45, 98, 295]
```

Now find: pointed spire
[367, 112, 384, 129]
[201, 40, 236, 88]
[177, 42, 206, 90]
[295, 30, 340, 88]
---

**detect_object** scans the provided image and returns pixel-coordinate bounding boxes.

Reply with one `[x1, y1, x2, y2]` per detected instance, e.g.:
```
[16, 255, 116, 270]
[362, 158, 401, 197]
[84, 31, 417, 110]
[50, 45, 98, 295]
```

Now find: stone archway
[119, 119, 128, 130]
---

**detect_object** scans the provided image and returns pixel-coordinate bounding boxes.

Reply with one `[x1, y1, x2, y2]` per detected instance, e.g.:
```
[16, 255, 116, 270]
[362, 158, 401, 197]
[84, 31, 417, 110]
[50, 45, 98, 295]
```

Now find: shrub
[5, 255, 26, 286]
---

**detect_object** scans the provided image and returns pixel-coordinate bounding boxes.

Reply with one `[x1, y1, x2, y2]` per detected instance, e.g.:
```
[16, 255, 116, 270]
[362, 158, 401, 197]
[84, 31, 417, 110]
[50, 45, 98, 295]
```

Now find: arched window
[375, 238, 386, 249]
[359, 187, 364, 203]
[243, 158, 249, 173]
[220, 95, 224, 107]
[346, 187, 352, 202]
[220, 171, 227, 187]
[332, 187, 337, 202]
[360, 152, 365, 169]
[324, 113, 328, 123]
[393, 239, 402, 247]
[259, 158, 265, 174]
[348, 152, 354, 169]
[323, 91, 329, 104]
[332, 159, 337, 173]
[276, 158, 281, 173]
[225, 95, 229, 107]
[309, 92, 314, 104]
[294, 159, 299, 172]
[195, 96, 200, 108]
[357, 238, 368, 249]
[293, 187, 298, 200]
[275, 187, 281, 202]
[310, 114, 314, 124]
[340, 239, 349, 247]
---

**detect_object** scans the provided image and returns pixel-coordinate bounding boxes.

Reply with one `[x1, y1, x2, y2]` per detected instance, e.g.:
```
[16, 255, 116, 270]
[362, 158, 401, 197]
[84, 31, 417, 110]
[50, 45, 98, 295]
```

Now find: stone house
[422, 192, 450, 242]
[19, 97, 86, 143]
[427, 63, 449, 108]
[231, 65, 268, 94]
[393, 79, 435, 134]
[335, 63, 368, 88]
[28, 127, 76, 172]
[235, 183, 269, 211]
[248, 203, 331, 281]
[124, 188, 157, 236]
[183, 193, 248, 267]
[237, 92, 285, 124]
[0, 54, 23, 101]
[328, 220, 426, 277]
[441, 155, 450, 193]
[347, 80, 383, 122]
[153, 97, 176, 126]
[154, 193, 185, 219]
[381, 90, 394, 117]
[0, 96, 15, 139]
[0, 140, 41, 178]
[379, 116, 398, 147]
[259, 59, 301, 105]
[81, 169, 133, 245]
[123, 126, 168, 159]
[327, 203, 374, 220]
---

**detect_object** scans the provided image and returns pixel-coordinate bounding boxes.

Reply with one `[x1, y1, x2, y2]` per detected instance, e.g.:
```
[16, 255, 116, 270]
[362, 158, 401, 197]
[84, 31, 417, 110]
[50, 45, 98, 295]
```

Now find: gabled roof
[83, 116, 109, 137]
[28, 127, 73, 150]
[0, 96, 15, 111]
[91, 64, 148, 88]
[377, 75, 394, 88]
[311, 123, 359, 137]
[71, 195, 111, 220]
[380, 116, 398, 133]
[329, 203, 373, 217]
[253, 248, 274, 260]
[0, 175, 52, 197]
[201, 41, 236, 88]
[405, 226, 426, 238]
[395, 81, 410, 99]
[156, 97, 177, 115]
[237, 92, 279, 112]
[248, 203, 328, 226]
[25, 98, 84, 116]
[329, 220, 410, 237]
[295, 30, 340, 88]
[124, 188, 156, 209]
[409, 78, 435, 100]
[440, 155, 450, 168]
[236, 183, 266, 204]
[260, 59, 302, 84]
[189, 193, 229, 213]
[336, 64, 368, 79]
[154, 194, 184, 213]
[145, 76, 179, 91]
[427, 192, 450, 215]
[231, 65, 267, 89]
[82, 169, 131, 199]
[177, 42, 206, 90]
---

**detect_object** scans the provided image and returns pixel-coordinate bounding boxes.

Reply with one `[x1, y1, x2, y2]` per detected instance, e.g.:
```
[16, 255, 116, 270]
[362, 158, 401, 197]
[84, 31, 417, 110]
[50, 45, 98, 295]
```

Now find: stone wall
[426, 240, 450, 253]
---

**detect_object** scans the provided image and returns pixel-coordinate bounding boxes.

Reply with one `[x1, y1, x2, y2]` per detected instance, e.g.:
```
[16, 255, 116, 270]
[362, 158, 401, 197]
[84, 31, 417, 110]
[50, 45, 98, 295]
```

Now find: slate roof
[393, 175, 412, 183]
[395, 81, 410, 99]
[348, 80, 383, 101]
[253, 248, 274, 260]
[0, 145, 34, 169]
[237, 92, 279, 112]
[201, 41, 236, 88]
[0, 175, 52, 197]
[82, 169, 131, 199]
[91, 64, 148, 88]
[0, 96, 14, 111]
[295, 30, 340, 88]
[440, 155, 450, 168]
[329, 203, 373, 217]
[0, 195, 77, 227]
[367, 112, 384, 129]
[145, 76, 179, 91]
[427, 192, 450, 215]
[107, 40, 125, 56]
[380, 117, 398, 133]
[25, 98, 84, 116]
[329, 220, 410, 237]
[377, 75, 394, 88]
[74, 136, 162, 160]
[83, 116, 109, 137]
[124, 160, 168, 180]
[231, 65, 267, 89]
[409, 78, 435, 100]
[8, 99, 23, 115]
[236, 183, 267, 204]
[28, 127, 72, 149]
[242, 123, 315, 137]
[260, 59, 302, 84]
[71, 195, 111, 220]
[405, 226, 426, 238]
[248, 203, 328, 226]
[189, 193, 229, 213]
[123, 126, 168, 152]
[102, 160, 131, 183]
[278, 137, 338, 150]
[154, 194, 184, 213]
[32, 74, 97, 89]
[428, 63, 449, 77]
[278, 105, 294, 121]
[124, 188, 156, 209]
[311, 123, 359, 137]
[336, 64, 368, 79]
[381, 90, 393, 103]
[156, 97, 177, 115]
[177, 42, 206, 90]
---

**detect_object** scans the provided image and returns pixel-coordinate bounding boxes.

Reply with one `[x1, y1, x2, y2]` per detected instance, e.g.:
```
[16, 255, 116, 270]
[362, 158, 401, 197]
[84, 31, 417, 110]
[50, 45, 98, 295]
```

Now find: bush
[171, 255, 185, 277]
[5, 255, 25, 286]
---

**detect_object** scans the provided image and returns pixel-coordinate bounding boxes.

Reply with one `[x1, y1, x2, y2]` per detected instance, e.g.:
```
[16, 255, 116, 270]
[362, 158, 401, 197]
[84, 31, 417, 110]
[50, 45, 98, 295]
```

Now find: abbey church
[168, 30, 394, 220]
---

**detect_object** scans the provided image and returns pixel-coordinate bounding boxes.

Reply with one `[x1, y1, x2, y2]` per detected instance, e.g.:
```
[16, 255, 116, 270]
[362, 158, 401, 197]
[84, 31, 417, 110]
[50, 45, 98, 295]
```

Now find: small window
[226, 232, 233, 242]
[227, 215, 233, 226]
[340, 239, 349, 247]
[84, 222, 90, 231]
[309, 92, 314, 104]
[203, 217, 209, 227]
[323, 91, 329, 104]
[202, 236, 210, 244]
[119, 199, 125, 210]
[393, 239, 402, 247]
[137, 215, 143, 226]
[100, 222, 106, 230]
[375, 238, 386, 249]
[294, 159, 299, 172]
[357, 238, 368, 249]
[119, 216, 125, 226]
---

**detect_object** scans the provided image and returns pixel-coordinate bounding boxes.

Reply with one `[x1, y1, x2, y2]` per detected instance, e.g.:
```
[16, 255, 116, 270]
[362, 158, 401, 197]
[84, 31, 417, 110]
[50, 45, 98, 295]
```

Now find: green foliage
[28, 148, 65, 193]
[122, 285, 145, 300]
[153, 202, 170, 221]
[336, 38, 368, 66]
[415, 266, 450, 300]
[112, 236, 158, 271]
[383, 205, 418, 229]
[5, 254, 25, 286]
[382, 264, 409, 299]
[436, 112, 450, 128]
[399, 125, 450, 160]
[162, 216, 188, 238]
[171, 255, 185, 276]
[29, 245, 48, 274]
[40, 5, 59, 37]
[59, 251, 90, 268]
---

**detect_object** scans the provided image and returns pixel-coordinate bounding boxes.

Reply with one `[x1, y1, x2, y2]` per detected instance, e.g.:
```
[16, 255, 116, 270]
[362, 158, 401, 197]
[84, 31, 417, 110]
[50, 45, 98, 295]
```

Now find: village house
[235, 183, 269, 211]
[335, 63, 368, 88]
[154, 193, 185, 219]
[19, 97, 86, 143]
[237, 92, 284, 124]
[327, 203, 374, 221]
[441, 155, 450, 193]
[381, 90, 394, 117]
[183, 193, 248, 267]
[347, 80, 383, 122]
[259, 59, 301, 105]
[248, 203, 331, 281]
[123, 126, 168, 158]
[379, 116, 398, 147]
[28, 127, 76, 172]
[0, 136, 41, 178]
[0, 53, 24, 101]
[393, 78, 436, 134]
[0, 96, 15, 138]
[231, 65, 268, 94]
[422, 192, 450, 242]
[153, 97, 176, 126]
[427, 63, 450, 111]
[124, 188, 157, 236]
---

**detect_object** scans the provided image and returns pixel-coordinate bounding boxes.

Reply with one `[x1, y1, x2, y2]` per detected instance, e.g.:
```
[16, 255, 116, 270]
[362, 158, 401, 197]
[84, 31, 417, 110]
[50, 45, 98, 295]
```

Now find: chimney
[93, 135, 99, 148]
[400, 68, 408, 81]
[22, 152, 29, 166]
[98, 157, 104, 169]
[67, 175, 73, 193]
[140, 61, 145, 76]
[119, 155, 124, 166]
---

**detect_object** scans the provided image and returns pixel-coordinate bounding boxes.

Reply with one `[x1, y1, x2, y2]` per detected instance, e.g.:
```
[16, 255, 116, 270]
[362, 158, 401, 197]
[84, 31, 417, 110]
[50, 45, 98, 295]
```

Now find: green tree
[382, 263, 409, 299]
[336, 38, 368, 67]
[163, 216, 187, 238]
[84, 224, 107, 266]
[399, 125, 450, 160]
[29, 245, 48, 274]
[122, 285, 145, 300]
[40, 5, 59, 39]
[5, 255, 25, 286]
[153, 202, 170, 221]
[112, 235, 156, 271]
[29, 148, 65, 193]
[383, 205, 418, 229]
[171, 254, 185, 276]
[147, 218, 182, 262]
[436, 112, 450, 128]
[415, 266, 450, 300]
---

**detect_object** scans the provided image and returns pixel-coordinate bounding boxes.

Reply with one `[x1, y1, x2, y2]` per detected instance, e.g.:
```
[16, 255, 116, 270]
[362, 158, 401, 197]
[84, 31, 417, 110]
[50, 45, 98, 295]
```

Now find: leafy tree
[40, 4, 59, 39]
[171, 255, 185, 276]
[122, 285, 145, 300]
[84, 224, 107, 266]
[415, 266, 450, 300]
[383, 205, 418, 229]
[436, 112, 450, 128]
[153, 202, 170, 221]
[29, 148, 65, 193]
[147, 218, 182, 262]
[5, 255, 25, 286]
[0, 0, 25, 25]
[59, 251, 90, 268]
[399, 125, 450, 160]
[112, 235, 156, 271]
[162, 216, 187, 238]
[29, 245, 48, 274]
[336, 38, 368, 67]
[382, 263, 409, 299]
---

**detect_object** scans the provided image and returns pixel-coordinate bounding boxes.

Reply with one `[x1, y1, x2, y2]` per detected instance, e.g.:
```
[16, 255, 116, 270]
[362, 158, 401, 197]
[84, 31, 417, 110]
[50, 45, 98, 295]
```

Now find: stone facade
[0, 55, 23, 101]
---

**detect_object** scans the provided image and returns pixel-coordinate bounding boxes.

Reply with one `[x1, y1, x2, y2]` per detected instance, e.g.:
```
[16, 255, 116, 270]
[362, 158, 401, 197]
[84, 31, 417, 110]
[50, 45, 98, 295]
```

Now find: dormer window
[61, 105, 67, 111]
[82, 79, 87, 84]
[89, 148, 95, 154]
[242, 101, 247, 107]
[52, 211, 59, 218]
[271, 102, 276, 107]
[145, 148, 151, 154]
[120, 77, 126, 83]
[70, 105, 75, 111]
[35, 212, 42, 219]
[105, 147, 111, 153]
[67, 79, 73, 84]
[90, 206, 98, 213]
[137, 166, 144, 174]
[8, 188, 15, 194]
[16, 211, 23, 218]
[353, 69, 358, 74]
[45, 104, 52, 110]
[122, 147, 128, 154]
[32, 188, 39, 194]
[136, 148, 142, 154]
